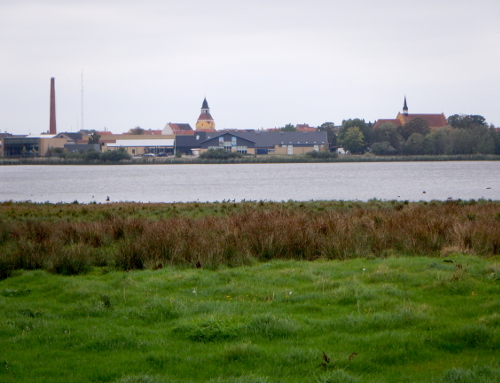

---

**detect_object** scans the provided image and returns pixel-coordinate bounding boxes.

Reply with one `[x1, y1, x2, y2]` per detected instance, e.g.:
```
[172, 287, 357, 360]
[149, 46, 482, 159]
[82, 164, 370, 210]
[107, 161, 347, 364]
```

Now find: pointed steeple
[200, 98, 210, 115]
[196, 97, 216, 131]
[403, 96, 408, 116]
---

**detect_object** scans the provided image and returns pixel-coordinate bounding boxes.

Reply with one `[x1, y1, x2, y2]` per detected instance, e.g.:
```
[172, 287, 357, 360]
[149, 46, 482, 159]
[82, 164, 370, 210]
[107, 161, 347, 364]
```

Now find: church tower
[195, 98, 216, 130]
[402, 96, 409, 116]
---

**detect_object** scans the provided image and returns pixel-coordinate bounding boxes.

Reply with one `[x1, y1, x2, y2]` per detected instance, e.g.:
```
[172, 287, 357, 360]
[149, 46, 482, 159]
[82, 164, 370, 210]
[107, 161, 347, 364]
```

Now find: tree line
[313, 115, 500, 156]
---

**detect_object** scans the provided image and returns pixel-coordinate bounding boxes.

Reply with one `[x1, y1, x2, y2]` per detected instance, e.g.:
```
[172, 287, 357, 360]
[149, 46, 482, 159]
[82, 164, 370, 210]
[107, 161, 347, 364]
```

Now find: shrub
[0, 259, 13, 280]
[305, 150, 338, 159]
[48, 245, 91, 275]
[199, 148, 243, 160]
[370, 141, 398, 155]
[100, 147, 132, 162]
[115, 240, 144, 271]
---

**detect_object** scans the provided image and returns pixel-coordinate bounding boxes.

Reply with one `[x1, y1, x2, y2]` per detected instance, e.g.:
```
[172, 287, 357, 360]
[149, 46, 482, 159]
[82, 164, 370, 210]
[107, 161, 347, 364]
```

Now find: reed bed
[1, 200, 499, 278]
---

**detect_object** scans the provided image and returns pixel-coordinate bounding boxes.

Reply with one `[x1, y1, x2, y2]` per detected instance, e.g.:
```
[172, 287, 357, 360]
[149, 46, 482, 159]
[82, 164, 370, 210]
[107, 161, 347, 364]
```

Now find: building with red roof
[195, 98, 216, 131]
[295, 124, 317, 132]
[374, 97, 448, 129]
[163, 123, 195, 135]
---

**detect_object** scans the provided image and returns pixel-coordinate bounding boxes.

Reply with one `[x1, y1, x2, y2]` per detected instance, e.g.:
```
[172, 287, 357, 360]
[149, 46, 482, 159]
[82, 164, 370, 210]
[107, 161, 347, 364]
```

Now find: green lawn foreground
[1, 255, 499, 383]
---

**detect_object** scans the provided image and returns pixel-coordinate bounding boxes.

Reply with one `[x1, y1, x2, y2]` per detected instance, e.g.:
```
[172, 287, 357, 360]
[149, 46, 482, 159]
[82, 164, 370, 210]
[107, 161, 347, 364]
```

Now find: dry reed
[1, 201, 499, 276]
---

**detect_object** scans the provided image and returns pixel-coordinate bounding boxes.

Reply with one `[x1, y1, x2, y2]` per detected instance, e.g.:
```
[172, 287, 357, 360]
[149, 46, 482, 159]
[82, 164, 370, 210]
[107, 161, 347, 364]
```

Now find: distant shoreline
[1, 153, 500, 165]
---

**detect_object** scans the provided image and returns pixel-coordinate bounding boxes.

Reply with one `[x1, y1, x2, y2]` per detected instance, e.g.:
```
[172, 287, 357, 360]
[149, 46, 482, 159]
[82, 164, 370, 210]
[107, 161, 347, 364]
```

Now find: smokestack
[49, 77, 57, 134]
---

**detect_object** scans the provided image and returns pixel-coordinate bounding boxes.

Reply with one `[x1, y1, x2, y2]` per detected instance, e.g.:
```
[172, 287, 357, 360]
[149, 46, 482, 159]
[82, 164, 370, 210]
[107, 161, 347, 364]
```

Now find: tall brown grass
[1, 200, 499, 277]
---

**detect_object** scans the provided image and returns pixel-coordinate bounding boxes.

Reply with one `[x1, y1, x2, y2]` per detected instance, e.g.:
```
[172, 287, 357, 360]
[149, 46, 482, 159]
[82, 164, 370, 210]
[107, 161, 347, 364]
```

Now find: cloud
[1, 0, 499, 134]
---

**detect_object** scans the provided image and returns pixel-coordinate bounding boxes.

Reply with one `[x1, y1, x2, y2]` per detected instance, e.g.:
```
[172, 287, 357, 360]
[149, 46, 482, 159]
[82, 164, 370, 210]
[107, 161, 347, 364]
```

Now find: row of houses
[1, 94, 450, 158]
[0, 130, 329, 158]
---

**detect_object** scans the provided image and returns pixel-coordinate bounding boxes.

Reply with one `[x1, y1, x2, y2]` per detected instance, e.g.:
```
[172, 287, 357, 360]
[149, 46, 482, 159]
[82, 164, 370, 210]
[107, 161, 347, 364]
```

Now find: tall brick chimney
[49, 77, 57, 134]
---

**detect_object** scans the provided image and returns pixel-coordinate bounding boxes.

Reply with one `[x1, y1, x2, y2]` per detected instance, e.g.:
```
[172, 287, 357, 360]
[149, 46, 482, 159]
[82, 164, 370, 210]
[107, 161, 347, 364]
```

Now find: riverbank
[1, 153, 500, 165]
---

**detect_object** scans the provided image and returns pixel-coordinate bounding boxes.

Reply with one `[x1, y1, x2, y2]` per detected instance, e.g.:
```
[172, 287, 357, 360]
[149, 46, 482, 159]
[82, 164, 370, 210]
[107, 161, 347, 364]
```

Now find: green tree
[338, 126, 365, 154]
[21, 146, 27, 157]
[489, 126, 500, 154]
[402, 133, 425, 155]
[371, 122, 402, 151]
[449, 129, 474, 154]
[398, 117, 430, 141]
[423, 126, 453, 155]
[470, 126, 495, 154]
[340, 118, 371, 146]
[371, 141, 398, 155]
[88, 133, 101, 144]
[280, 123, 296, 132]
[318, 122, 337, 147]
[447, 114, 487, 129]
[130, 127, 144, 135]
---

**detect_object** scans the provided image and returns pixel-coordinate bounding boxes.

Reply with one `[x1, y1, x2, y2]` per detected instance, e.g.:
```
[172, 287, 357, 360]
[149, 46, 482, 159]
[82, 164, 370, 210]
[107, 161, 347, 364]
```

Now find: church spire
[403, 96, 408, 116]
[196, 97, 216, 131]
[201, 98, 209, 114]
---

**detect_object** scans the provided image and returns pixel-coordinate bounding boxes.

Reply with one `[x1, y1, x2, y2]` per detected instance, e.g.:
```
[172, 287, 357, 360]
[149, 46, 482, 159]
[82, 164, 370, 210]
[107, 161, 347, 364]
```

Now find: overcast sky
[1, 0, 499, 135]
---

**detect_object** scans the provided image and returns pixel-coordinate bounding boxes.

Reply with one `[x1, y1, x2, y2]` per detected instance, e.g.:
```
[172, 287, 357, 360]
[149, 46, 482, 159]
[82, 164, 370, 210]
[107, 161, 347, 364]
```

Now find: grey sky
[1, 0, 499, 135]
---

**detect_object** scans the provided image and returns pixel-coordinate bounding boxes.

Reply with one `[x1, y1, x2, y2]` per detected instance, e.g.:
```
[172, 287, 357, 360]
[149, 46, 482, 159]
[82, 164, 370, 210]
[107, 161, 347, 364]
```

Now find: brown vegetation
[1, 200, 499, 278]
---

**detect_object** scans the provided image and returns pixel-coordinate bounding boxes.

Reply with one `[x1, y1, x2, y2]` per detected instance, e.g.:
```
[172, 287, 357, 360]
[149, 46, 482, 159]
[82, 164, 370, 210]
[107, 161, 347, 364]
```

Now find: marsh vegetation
[1, 200, 499, 382]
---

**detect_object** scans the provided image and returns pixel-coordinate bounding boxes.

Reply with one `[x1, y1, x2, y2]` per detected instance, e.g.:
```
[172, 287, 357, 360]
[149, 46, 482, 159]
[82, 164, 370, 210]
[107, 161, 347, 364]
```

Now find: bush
[371, 141, 398, 155]
[84, 149, 101, 161]
[100, 147, 132, 162]
[305, 150, 338, 159]
[199, 149, 243, 160]
[49, 244, 91, 275]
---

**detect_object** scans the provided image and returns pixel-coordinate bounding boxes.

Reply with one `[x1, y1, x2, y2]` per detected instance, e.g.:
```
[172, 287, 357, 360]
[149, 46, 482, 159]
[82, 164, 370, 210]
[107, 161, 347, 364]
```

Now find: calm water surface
[0, 162, 498, 203]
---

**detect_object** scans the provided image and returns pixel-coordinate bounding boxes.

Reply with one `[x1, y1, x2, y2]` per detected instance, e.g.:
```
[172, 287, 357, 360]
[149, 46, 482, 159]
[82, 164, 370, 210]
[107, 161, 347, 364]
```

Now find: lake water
[0, 162, 498, 204]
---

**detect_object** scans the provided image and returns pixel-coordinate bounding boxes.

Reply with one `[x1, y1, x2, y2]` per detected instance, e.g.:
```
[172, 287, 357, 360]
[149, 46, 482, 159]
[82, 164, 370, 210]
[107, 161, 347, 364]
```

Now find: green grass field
[2, 255, 500, 382]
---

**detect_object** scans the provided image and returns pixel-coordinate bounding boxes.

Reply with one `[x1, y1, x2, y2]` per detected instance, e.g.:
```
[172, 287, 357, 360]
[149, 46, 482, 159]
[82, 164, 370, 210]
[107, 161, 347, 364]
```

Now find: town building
[199, 130, 328, 155]
[373, 96, 448, 129]
[295, 124, 317, 132]
[0, 135, 67, 157]
[162, 123, 195, 135]
[195, 98, 216, 131]
[100, 134, 175, 156]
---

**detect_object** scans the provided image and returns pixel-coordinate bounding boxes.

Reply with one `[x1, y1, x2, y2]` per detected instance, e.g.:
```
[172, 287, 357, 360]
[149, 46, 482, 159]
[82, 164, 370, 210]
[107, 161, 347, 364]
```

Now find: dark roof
[201, 98, 209, 109]
[403, 96, 408, 111]
[175, 131, 210, 148]
[199, 130, 328, 148]
[200, 132, 256, 148]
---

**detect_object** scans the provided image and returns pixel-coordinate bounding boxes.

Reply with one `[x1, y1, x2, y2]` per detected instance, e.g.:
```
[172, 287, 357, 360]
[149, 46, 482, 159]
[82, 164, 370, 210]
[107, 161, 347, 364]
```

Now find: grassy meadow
[1, 200, 500, 382]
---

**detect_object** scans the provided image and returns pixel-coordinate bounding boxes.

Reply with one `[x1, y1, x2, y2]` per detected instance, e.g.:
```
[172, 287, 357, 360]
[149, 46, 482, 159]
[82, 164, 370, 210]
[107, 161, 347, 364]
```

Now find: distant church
[195, 98, 216, 131]
[374, 97, 448, 129]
